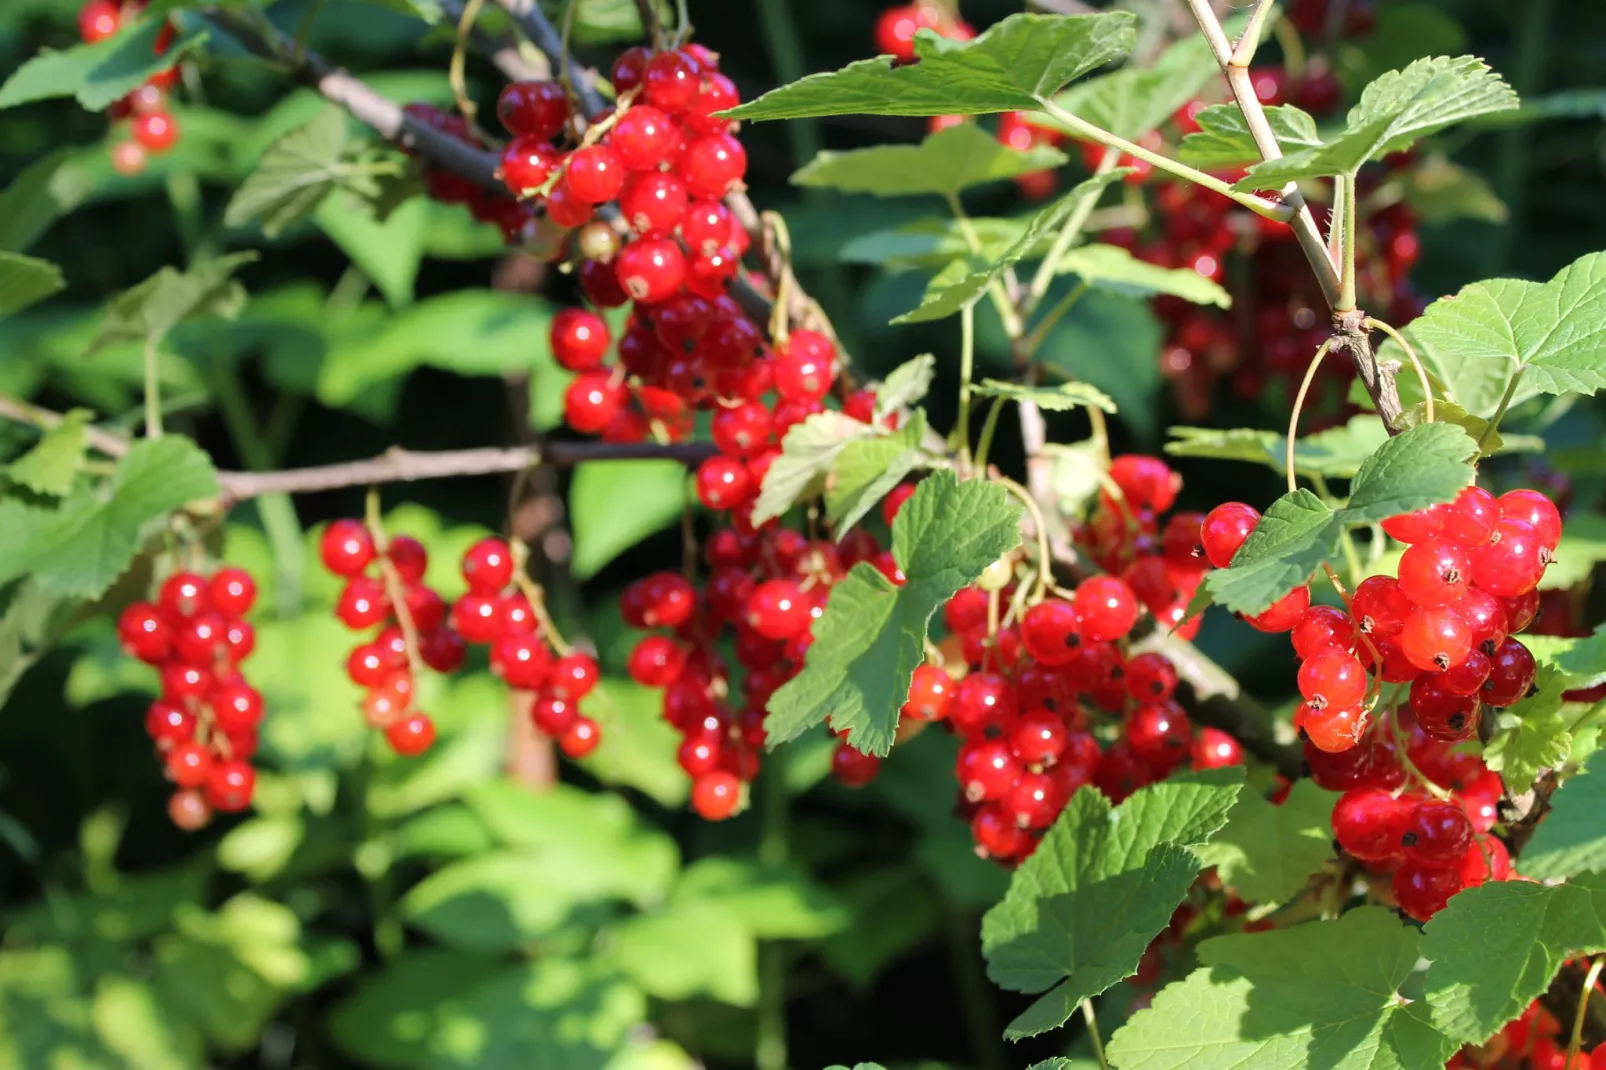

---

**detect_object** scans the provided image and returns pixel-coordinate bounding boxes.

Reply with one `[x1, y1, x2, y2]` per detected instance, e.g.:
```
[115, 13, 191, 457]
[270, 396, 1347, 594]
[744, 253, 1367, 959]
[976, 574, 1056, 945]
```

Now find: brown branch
[490, 0, 611, 119]
[0, 395, 131, 459]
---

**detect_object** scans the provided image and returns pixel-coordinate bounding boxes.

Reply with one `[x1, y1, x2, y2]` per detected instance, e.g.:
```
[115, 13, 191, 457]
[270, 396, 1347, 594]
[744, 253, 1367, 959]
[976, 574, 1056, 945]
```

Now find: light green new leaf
[225, 107, 355, 237]
[825, 411, 932, 536]
[1165, 417, 1390, 479]
[839, 217, 1027, 269]
[893, 169, 1130, 324]
[874, 354, 937, 418]
[765, 471, 1021, 755]
[0, 19, 208, 112]
[1106, 908, 1456, 1070]
[1056, 243, 1231, 307]
[1521, 754, 1606, 880]
[1401, 154, 1507, 225]
[7, 408, 91, 495]
[1045, 31, 1222, 142]
[723, 12, 1138, 121]
[1484, 665, 1572, 793]
[0, 251, 65, 319]
[92, 251, 258, 352]
[981, 770, 1246, 1039]
[1178, 104, 1323, 169]
[974, 379, 1117, 413]
[1377, 251, 1606, 416]
[1201, 490, 1340, 617]
[1195, 781, 1339, 907]
[751, 411, 875, 526]
[1422, 875, 1606, 1045]
[1236, 56, 1518, 190]
[1340, 422, 1477, 526]
[792, 123, 1067, 198]
[1523, 625, 1606, 689]
[569, 461, 685, 579]
[0, 435, 219, 598]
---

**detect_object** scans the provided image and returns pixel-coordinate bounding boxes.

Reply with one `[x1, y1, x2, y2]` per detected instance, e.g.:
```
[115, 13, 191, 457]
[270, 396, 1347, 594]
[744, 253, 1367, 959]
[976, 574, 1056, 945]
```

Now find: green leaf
[0, 19, 208, 112]
[792, 123, 1068, 198]
[1164, 417, 1390, 479]
[1055, 243, 1231, 307]
[825, 410, 932, 536]
[1377, 251, 1606, 415]
[426, 959, 645, 1070]
[751, 411, 874, 526]
[723, 12, 1138, 121]
[400, 851, 619, 951]
[1399, 154, 1507, 225]
[668, 857, 848, 939]
[0, 435, 219, 598]
[874, 354, 937, 418]
[1340, 422, 1477, 526]
[92, 251, 257, 352]
[0, 251, 65, 318]
[765, 470, 1021, 756]
[1540, 516, 1606, 592]
[224, 107, 354, 237]
[973, 379, 1117, 413]
[840, 216, 1026, 269]
[1035, 291, 1162, 440]
[981, 770, 1246, 1039]
[1521, 754, 1606, 880]
[1201, 490, 1340, 617]
[1468, 88, 1606, 128]
[1484, 665, 1573, 793]
[1177, 104, 1323, 169]
[606, 904, 758, 1006]
[569, 461, 685, 579]
[0, 150, 95, 254]
[1422, 874, 1606, 1045]
[92, 973, 204, 1070]
[1106, 908, 1455, 1070]
[893, 169, 1130, 324]
[8, 408, 91, 495]
[1525, 625, 1606, 689]
[1194, 781, 1339, 907]
[1236, 56, 1518, 189]
[329, 949, 505, 1069]
[315, 192, 430, 307]
[576, 679, 690, 808]
[1045, 30, 1222, 142]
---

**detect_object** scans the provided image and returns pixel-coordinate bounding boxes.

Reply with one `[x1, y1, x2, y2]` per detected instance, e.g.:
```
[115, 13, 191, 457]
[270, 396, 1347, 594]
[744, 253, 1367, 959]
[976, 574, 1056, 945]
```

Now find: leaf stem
[1035, 97, 1291, 221]
[1082, 998, 1110, 1070]
[1363, 318, 1435, 424]
[947, 193, 1025, 339]
[143, 339, 162, 440]
[450, 0, 489, 126]
[957, 303, 977, 467]
[1021, 280, 1089, 358]
[1027, 147, 1120, 311]
[1568, 955, 1605, 1069]
[1285, 339, 1332, 494]
[998, 477, 1051, 603]
[973, 396, 1006, 474]
[1478, 368, 1527, 453]
[1337, 173, 1358, 313]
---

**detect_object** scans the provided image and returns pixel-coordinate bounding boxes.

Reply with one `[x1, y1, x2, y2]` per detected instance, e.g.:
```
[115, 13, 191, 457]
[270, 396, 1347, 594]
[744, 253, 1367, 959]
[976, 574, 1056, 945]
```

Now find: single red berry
[159, 571, 211, 619]
[564, 371, 627, 434]
[615, 238, 687, 303]
[970, 803, 1030, 860]
[1073, 576, 1139, 642]
[695, 454, 753, 511]
[1005, 771, 1066, 829]
[205, 759, 256, 813]
[1010, 712, 1068, 766]
[209, 568, 257, 617]
[1126, 703, 1192, 771]
[78, 0, 121, 42]
[497, 80, 571, 140]
[1301, 703, 1368, 753]
[211, 683, 264, 734]
[1107, 456, 1180, 517]
[944, 587, 989, 633]
[165, 742, 213, 790]
[679, 134, 747, 199]
[132, 111, 178, 153]
[1297, 650, 1368, 710]
[419, 627, 466, 674]
[903, 663, 954, 722]
[772, 334, 836, 403]
[1400, 604, 1473, 673]
[685, 71, 739, 135]
[545, 180, 594, 228]
[1398, 538, 1472, 607]
[618, 171, 688, 236]
[1020, 599, 1081, 666]
[1503, 589, 1541, 633]
[548, 653, 600, 700]
[1410, 674, 1480, 741]
[1470, 518, 1548, 597]
[610, 105, 678, 170]
[549, 308, 611, 371]
[452, 593, 502, 644]
[746, 579, 811, 641]
[642, 50, 702, 113]
[386, 713, 436, 756]
[832, 743, 881, 787]
[1243, 585, 1310, 633]
[321, 519, 376, 577]
[491, 634, 554, 690]
[1381, 504, 1444, 545]
[110, 140, 146, 176]
[1351, 576, 1411, 638]
[1399, 798, 1474, 865]
[1124, 652, 1179, 701]
[118, 602, 173, 663]
[882, 483, 918, 527]
[628, 636, 687, 687]
[612, 47, 652, 93]
[1441, 486, 1499, 548]
[1458, 588, 1509, 655]
[146, 700, 196, 745]
[559, 716, 602, 758]
[956, 737, 1020, 800]
[161, 662, 212, 702]
[336, 577, 390, 630]
[1291, 605, 1353, 660]
[1191, 727, 1243, 769]
[1457, 834, 1512, 888]
[691, 770, 742, 820]
[1498, 489, 1562, 551]
[564, 144, 625, 204]
[951, 673, 1020, 738]
[531, 693, 577, 736]
[579, 257, 629, 306]
[1331, 787, 1411, 862]
[1483, 638, 1536, 707]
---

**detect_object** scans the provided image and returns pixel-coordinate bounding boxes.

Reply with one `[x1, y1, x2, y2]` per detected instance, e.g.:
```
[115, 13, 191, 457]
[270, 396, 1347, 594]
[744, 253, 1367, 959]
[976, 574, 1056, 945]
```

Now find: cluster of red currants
[77, 1, 182, 176]
[117, 568, 262, 830]
[449, 537, 604, 759]
[1448, 996, 1604, 1069]
[321, 519, 463, 757]
[912, 455, 1244, 864]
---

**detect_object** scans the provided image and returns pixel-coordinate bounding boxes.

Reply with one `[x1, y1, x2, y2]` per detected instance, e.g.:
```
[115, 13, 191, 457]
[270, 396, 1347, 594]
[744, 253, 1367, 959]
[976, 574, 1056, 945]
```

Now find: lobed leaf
[825, 411, 933, 536]
[792, 123, 1067, 198]
[224, 107, 358, 237]
[1194, 780, 1340, 907]
[1340, 422, 1478, 526]
[973, 379, 1117, 413]
[92, 252, 259, 352]
[1521, 754, 1606, 880]
[6, 408, 91, 496]
[750, 411, 874, 526]
[0, 251, 65, 319]
[1483, 665, 1573, 793]
[1177, 104, 1323, 169]
[1055, 243, 1231, 307]
[0, 19, 209, 112]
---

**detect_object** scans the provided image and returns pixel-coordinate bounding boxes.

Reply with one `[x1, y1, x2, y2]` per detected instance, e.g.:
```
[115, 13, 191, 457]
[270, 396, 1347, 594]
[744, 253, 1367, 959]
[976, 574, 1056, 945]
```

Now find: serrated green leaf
[825, 411, 931, 536]
[1164, 417, 1390, 479]
[1377, 251, 1606, 415]
[1340, 422, 1477, 526]
[974, 379, 1117, 413]
[224, 107, 354, 237]
[1521, 754, 1606, 880]
[668, 857, 847, 939]
[1055, 243, 1231, 307]
[400, 851, 620, 951]
[1177, 104, 1323, 169]
[1526, 625, 1606, 690]
[1422, 875, 1606, 1045]
[1044, 30, 1222, 143]
[793, 123, 1067, 198]
[1484, 665, 1572, 793]
[751, 411, 874, 526]
[723, 12, 1138, 121]
[0, 150, 94, 254]
[0, 435, 219, 598]
[1202, 490, 1340, 617]
[1106, 908, 1456, 1070]
[1236, 56, 1518, 189]
[765, 470, 1021, 755]
[1400, 154, 1507, 225]
[839, 216, 1027, 269]
[0, 251, 65, 318]
[1195, 781, 1339, 907]
[874, 354, 937, 418]
[569, 460, 684, 580]
[329, 949, 504, 1068]
[982, 770, 1246, 1039]
[0, 19, 208, 112]
[92, 251, 258, 351]
[606, 904, 758, 1006]
[893, 169, 1130, 325]
[8, 408, 91, 495]
[316, 192, 429, 308]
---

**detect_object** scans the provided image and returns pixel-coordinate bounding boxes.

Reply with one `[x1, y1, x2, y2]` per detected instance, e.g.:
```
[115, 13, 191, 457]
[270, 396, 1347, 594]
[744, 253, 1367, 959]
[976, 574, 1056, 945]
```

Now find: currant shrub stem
[957, 304, 977, 466]
[1337, 174, 1358, 312]
[973, 396, 1007, 474]
[1478, 368, 1528, 452]
[1229, 0, 1278, 67]
[1035, 98, 1290, 221]
[449, 0, 488, 126]
[1285, 339, 1333, 494]
[947, 194, 1025, 340]
[1081, 998, 1110, 1070]
[1027, 147, 1121, 312]
[1567, 955, 1605, 1069]
[0, 394, 129, 458]
[1364, 318, 1435, 424]
[143, 339, 162, 440]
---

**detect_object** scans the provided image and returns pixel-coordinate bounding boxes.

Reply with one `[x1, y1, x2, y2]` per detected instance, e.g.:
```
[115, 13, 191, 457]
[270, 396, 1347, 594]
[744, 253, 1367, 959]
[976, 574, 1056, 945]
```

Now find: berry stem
[1568, 955, 1605, 1070]
[973, 395, 1007, 475]
[365, 490, 425, 673]
[1363, 317, 1435, 424]
[1228, 0, 1278, 68]
[998, 477, 1052, 603]
[1035, 97, 1292, 221]
[1386, 706, 1454, 802]
[946, 192, 1026, 340]
[1021, 280, 1090, 358]
[1285, 338, 1333, 494]
[1081, 998, 1110, 1070]
[449, 0, 489, 129]
[510, 539, 574, 656]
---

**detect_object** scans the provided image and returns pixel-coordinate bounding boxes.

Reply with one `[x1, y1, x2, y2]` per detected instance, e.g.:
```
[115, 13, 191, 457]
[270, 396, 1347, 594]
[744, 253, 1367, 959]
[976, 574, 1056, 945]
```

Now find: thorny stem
[1568, 956, 1605, 1069]
[1337, 174, 1358, 312]
[1364, 318, 1435, 424]
[1286, 339, 1333, 494]
[1479, 368, 1528, 452]
[1229, 0, 1278, 67]
[1036, 98, 1291, 221]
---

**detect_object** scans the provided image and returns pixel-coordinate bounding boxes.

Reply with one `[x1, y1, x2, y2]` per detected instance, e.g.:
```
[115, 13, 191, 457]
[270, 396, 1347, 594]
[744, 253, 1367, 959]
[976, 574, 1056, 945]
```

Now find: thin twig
[490, 0, 610, 118]
[0, 394, 131, 458]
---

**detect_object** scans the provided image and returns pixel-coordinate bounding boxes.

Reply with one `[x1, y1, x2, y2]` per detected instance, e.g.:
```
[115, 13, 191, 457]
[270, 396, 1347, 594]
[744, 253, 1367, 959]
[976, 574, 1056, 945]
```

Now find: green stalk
[1021, 280, 1089, 358]
[973, 395, 1006, 474]
[1478, 369, 1527, 453]
[143, 339, 162, 440]
[1027, 147, 1120, 311]
[947, 193, 1025, 339]
[1082, 999, 1110, 1070]
[956, 304, 977, 464]
[1336, 174, 1358, 313]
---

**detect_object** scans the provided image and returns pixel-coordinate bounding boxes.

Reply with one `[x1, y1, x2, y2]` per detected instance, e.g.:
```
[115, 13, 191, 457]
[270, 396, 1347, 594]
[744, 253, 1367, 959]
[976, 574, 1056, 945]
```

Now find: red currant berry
[564, 371, 627, 434]
[1020, 599, 1080, 666]
[500, 135, 559, 196]
[1470, 518, 1548, 597]
[1398, 539, 1472, 607]
[1107, 455, 1180, 517]
[565, 144, 625, 204]
[211, 683, 265, 734]
[691, 770, 742, 820]
[461, 538, 513, 594]
[1005, 771, 1065, 829]
[118, 602, 173, 663]
[491, 634, 554, 690]
[559, 716, 602, 758]
[642, 50, 702, 113]
[902, 663, 954, 722]
[1410, 675, 1480, 741]
[1073, 576, 1139, 642]
[497, 80, 571, 140]
[336, 577, 390, 630]
[611, 47, 651, 93]
[1291, 605, 1353, 659]
[1351, 576, 1412, 638]
[132, 110, 178, 153]
[1302, 703, 1368, 753]
[159, 571, 211, 619]
[610, 105, 678, 170]
[1498, 489, 1562, 551]
[1244, 585, 1310, 633]
[1010, 712, 1068, 766]
[548, 653, 599, 700]
[531, 693, 577, 736]
[831, 743, 881, 787]
[695, 454, 753, 511]
[321, 519, 376, 577]
[679, 134, 747, 199]
[971, 803, 1030, 860]
[146, 700, 196, 745]
[78, 0, 121, 43]
[452, 593, 502, 644]
[205, 759, 256, 813]
[1332, 787, 1410, 862]
[1400, 604, 1473, 672]
[550, 309, 611, 372]
[950, 674, 1018, 737]
[772, 333, 836, 403]
[615, 239, 686, 303]
[386, 713, 436, 756]
[165, 742, 213, 789]
[1399, 798, 1474, 865]
[955, 737, 1020, 800]
[1125, 652, 1180, 701]
[628, 636, 687, 687]
[1483, 638, 1536, 707]
[745, 579, 811, 641]
[1297, 650, 1368, 710]
[1381, 504, 1444, 545]
[882, 483, 918, 527]
[208, 568, 257, 618]
[1441, 486, 1498, 548]
[1191, 727, 1243, 769]
[1126, 702, 1192, 771]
